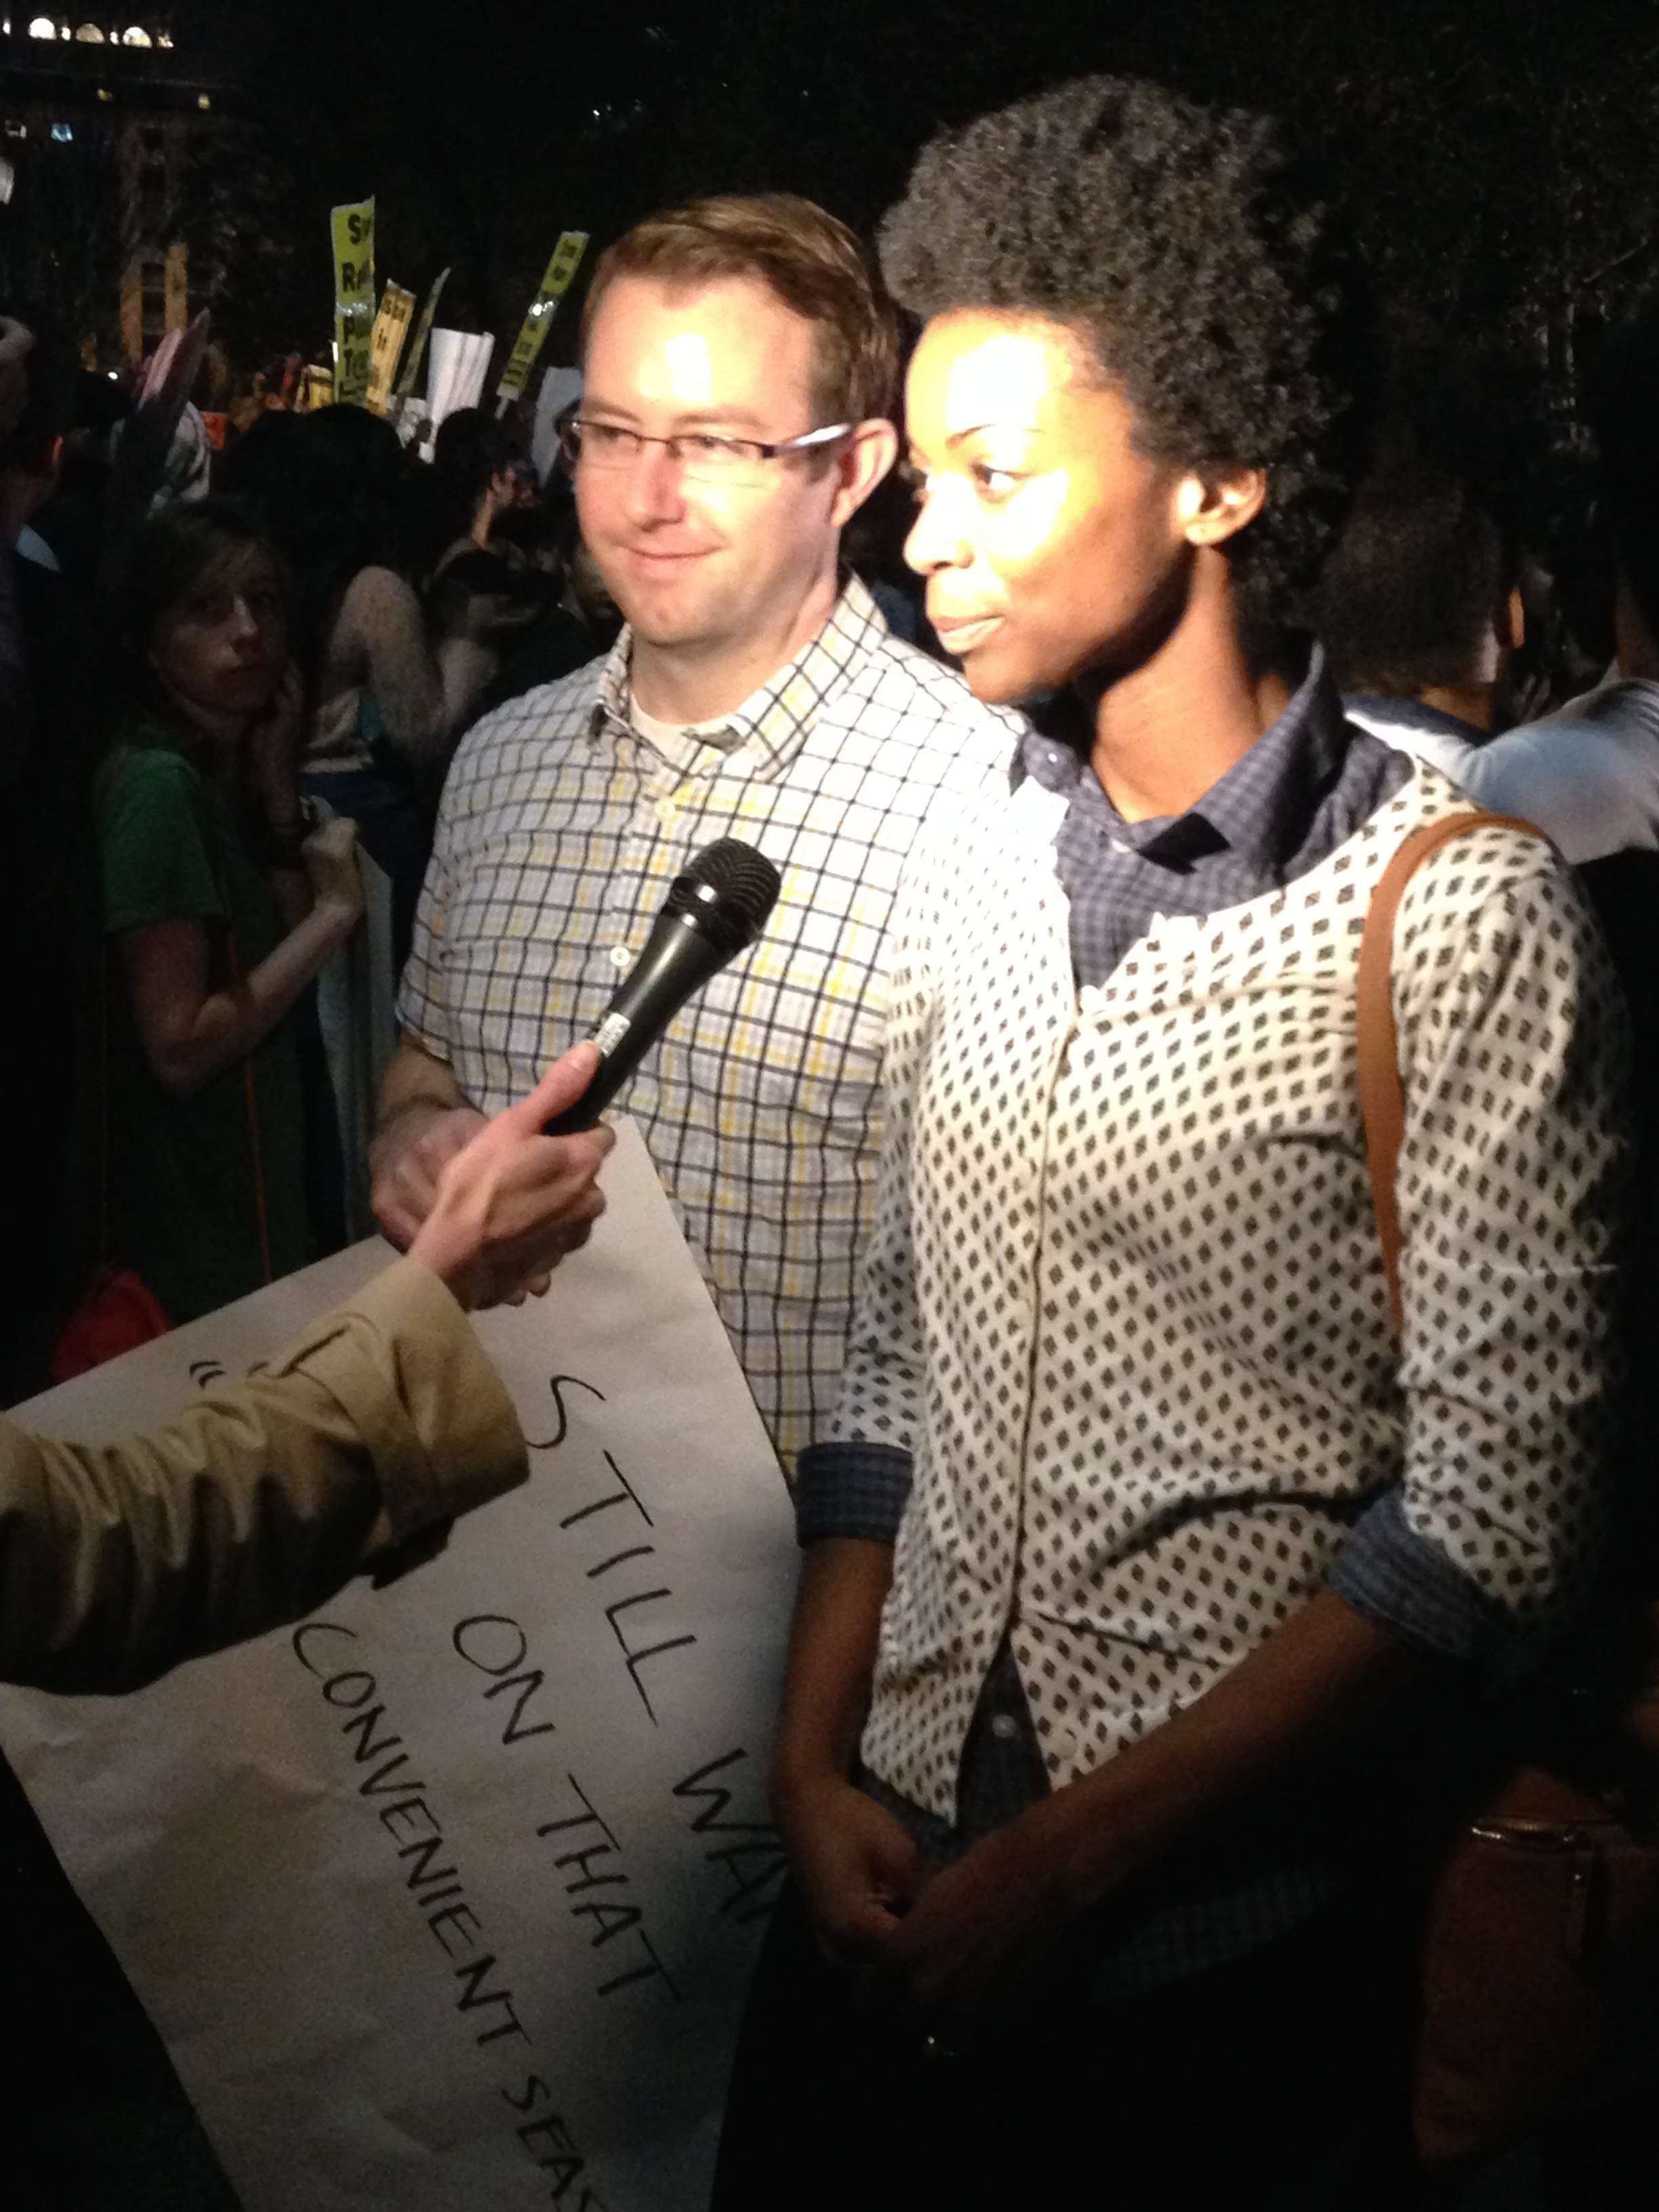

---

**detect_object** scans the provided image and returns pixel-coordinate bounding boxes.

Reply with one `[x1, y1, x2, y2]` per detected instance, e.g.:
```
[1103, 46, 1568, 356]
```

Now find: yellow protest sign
[365, 282, 415, 415]
[329, 198, 375, 407]
[496, 230, 588, 406]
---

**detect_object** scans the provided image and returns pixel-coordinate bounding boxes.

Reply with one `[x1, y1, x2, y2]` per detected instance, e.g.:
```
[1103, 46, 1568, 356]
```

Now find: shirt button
[989, 1713, 1020, 1743]
[609, 945, 632, 971]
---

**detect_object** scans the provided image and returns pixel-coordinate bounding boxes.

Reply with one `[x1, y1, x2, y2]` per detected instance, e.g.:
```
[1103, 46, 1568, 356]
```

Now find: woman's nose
[904, 484, 970, 575]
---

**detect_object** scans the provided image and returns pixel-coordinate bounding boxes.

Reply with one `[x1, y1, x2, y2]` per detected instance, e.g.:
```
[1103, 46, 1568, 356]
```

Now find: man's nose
[622, 437, 689, 525]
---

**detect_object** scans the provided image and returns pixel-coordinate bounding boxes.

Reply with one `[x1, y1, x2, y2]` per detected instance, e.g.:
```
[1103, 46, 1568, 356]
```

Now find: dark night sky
[79, 0, 1659, 432]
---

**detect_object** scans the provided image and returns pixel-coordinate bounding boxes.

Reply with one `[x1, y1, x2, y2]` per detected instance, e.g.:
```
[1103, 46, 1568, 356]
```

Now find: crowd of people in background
[0, 348, 618, 1401]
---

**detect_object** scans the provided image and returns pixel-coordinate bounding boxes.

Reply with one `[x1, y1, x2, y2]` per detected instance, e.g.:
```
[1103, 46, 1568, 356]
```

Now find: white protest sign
[424, 327, 493, 454]
[533, 365, 583, 488]
[0, 1122, 798, 2211]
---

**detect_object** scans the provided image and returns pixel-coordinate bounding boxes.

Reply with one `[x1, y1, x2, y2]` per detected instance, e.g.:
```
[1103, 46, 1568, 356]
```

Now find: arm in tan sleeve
[0, 1257, 526, 1694]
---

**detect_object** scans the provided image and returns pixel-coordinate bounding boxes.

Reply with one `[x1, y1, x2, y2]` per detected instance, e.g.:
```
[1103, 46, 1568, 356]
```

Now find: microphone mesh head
[676, 837, 782, 945]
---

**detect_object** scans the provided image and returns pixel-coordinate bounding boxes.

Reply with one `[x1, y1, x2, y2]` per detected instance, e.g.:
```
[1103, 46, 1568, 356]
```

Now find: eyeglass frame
[559, 417, 856, 478]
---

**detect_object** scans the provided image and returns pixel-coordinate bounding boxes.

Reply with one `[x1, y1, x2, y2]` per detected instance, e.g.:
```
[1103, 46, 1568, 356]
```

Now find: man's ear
[1497, 581, 1525, 654]
[1173, 466, 1268, 548]
[831, 419, 899, 529]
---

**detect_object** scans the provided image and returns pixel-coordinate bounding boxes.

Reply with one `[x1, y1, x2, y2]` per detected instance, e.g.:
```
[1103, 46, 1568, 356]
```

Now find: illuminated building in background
[0, 14, 240, 361]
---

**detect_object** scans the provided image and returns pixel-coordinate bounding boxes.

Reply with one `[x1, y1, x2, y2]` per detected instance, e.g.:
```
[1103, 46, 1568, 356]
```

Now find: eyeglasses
[560, 417, 853, 485]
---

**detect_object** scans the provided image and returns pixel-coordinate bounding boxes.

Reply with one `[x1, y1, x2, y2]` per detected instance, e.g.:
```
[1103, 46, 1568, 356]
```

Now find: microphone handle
[544, 910, 736, 1134]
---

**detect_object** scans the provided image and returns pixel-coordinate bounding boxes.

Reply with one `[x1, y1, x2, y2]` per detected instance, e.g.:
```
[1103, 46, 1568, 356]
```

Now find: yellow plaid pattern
[399, 579, 1021, 1472]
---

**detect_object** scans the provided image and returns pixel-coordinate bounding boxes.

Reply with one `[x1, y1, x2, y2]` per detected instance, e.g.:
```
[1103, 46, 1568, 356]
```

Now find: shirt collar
[590, 573, 888, 781]
[1019, 643, 1349, 875]
[1343, 693, 1480, 743]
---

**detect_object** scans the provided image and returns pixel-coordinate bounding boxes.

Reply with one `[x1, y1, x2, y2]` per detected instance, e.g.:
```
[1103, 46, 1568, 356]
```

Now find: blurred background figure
[400, 403, 518, 588]
[78, 499, 363, 1332]
[226, 403, 535, 968]
[1321, 457, 1524, 781]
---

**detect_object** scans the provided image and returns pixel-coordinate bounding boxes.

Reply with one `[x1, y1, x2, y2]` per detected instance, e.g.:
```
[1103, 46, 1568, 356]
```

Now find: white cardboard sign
[1, 1123, 797, 2211]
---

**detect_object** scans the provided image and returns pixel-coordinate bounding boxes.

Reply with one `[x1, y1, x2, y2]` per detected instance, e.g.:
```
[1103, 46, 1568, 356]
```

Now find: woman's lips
[931, 613, 1003, 654]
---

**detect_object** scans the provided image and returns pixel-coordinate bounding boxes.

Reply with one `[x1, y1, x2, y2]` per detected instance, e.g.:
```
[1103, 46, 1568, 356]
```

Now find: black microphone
[544, 837, 783, 1134]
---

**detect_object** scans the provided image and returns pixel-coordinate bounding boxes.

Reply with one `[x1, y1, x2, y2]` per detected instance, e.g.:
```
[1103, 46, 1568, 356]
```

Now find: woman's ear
[1173, 467, 1268, 548]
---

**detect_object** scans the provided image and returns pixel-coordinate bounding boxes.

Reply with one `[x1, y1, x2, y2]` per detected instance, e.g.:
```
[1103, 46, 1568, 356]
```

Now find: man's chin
[609, 584, 723, 651]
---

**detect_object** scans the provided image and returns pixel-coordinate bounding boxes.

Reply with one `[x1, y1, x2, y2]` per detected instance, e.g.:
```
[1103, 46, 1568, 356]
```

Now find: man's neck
[1085, 560, 1291, 821]
[628, 565, 841, 725]
[1417, 682, 1492, 733]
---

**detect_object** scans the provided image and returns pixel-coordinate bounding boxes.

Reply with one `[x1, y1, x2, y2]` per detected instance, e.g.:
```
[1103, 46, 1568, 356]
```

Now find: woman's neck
[153, 685, 249, 779]
[1084, 561, 1290, 823]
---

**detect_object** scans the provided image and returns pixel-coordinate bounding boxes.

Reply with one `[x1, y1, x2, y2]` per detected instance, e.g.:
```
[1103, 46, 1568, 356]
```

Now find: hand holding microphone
[544, 837, 783, 1134]
[377, 836, 781, 1281]
[410, 1044, 615, 1309]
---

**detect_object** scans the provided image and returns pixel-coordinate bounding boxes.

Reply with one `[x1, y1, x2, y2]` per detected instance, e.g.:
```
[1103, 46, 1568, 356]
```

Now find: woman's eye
[972, 464, 1019, 496]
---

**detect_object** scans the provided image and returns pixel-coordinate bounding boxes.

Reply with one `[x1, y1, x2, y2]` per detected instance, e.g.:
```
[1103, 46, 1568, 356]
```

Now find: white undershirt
[629, 693, 744, 753]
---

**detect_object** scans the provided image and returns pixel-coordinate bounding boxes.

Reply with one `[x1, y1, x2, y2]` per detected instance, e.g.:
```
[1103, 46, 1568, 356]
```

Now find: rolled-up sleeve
[796, 1440, 914, 1547]
[0, 1258, 525, 1692]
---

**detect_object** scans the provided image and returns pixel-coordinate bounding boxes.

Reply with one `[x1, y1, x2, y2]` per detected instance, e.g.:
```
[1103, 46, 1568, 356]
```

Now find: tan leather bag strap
[1356, 811, 1549, 1332]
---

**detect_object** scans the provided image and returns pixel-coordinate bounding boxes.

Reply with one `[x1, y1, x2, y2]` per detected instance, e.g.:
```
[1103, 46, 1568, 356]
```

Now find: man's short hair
[877, 76, 1372, 649]
[1317, 457, 1518, 697]
[581, 194, 901, 426]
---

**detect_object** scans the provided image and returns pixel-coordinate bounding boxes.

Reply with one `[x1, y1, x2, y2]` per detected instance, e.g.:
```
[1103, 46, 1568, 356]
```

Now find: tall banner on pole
[365, 282, 415, 415]
[394, 264, 451, 406]
[497, 230, 589, 411]
[330, 197, 376, 407]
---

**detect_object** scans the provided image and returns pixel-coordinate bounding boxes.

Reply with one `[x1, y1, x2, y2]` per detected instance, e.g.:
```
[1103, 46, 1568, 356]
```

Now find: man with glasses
[371, 194, 1020, 1475]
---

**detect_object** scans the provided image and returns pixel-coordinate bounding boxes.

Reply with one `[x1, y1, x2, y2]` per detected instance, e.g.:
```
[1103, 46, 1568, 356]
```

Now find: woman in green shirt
[91, 501, 364, 1325]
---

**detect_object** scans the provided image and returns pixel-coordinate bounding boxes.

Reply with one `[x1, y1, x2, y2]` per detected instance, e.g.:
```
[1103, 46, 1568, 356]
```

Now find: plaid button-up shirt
[398, 578, 1022, 1472]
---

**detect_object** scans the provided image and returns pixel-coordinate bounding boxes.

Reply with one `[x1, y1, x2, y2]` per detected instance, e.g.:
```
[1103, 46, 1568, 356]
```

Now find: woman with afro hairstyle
[714, 76, 1628, 2211]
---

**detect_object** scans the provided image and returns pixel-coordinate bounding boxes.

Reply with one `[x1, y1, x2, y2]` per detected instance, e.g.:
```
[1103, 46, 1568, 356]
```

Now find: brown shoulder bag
[1357, 810, 1659, 2169]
